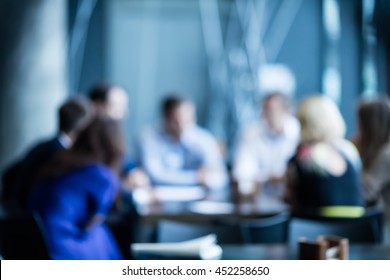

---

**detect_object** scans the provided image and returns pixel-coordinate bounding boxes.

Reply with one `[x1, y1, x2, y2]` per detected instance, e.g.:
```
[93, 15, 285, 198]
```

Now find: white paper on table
[189, 201, 235, 214]
[133, 186, 207, 204]
[131, 234, 223, 260]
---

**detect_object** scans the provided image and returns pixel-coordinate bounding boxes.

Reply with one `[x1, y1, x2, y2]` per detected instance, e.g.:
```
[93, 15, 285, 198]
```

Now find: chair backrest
[0, 214, 51, 259]
[241, 212, 290, 244]
[156, 213, 290, 244]
[156, 219, 244, 244]
[288, 207, 383, 246]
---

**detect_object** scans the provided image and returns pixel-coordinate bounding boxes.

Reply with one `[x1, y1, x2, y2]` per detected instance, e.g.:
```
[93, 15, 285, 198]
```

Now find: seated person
[88, 82, 146, 258]
[353, 97, 390, 243]
[139, 95, 228, 189]
[284, 95, 364, 218]
[2, 97, 92, 213]
[353, 97, 390, 203]
[89, 83, 128, 121]
[28, 117, 124, 260]
[233, 92, 300, 196]
[88, 83, 149, 184]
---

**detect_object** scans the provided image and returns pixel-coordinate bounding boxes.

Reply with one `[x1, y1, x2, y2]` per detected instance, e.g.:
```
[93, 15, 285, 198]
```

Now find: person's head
[71, 117, 125, 172]
[58, 97, 93, 141]
[88, 83, 128, 121]
[261, 92, 291, 132]
[356, 97, 390, 170]
[38, 116, 125, 183]
[162, 95, 195, 139]
[298, 95, 346, 143]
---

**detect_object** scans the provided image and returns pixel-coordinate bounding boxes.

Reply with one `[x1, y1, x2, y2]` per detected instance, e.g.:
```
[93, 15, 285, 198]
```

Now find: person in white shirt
[140, 95, 228, 190]
[233, 92, 300, 196]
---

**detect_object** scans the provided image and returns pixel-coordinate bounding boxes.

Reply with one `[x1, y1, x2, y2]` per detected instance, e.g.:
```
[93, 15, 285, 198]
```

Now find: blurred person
[2, 97, 92, 213]
[353, 97, 390, 203]
[89, 83, 129, 121]
[353, 97, 390, 243]
[140, 95, 228, 189]
[257, 64, 296, 98]
[88, 83, 147, 259]
[28, 117, 124, 260]
[284, 95, 364, 218]
[233, 92, 300, 197]
[88, 83, 149, 186]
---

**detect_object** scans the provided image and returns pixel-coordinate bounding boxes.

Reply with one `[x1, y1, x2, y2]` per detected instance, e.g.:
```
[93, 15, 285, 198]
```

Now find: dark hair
[88, 83, 113, 103]
[356, 97, 390, 171]
[38, 117, 125, 182]
[59, 97, 92, 134]
[161, 95, 188, 119]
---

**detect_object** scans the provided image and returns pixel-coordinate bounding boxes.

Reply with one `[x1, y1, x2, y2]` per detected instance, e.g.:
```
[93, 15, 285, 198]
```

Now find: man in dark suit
[1, 97, 92, 214]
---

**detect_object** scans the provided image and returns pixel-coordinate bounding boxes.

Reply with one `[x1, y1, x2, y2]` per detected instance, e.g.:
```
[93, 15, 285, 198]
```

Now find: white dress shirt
[233, 116, 300, 183]
[139, 125, 228, 189]
[58, 132, 72, 149]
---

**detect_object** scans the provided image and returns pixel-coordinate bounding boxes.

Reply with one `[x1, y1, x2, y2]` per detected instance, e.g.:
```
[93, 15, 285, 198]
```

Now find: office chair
[156, 213, 290, 245]
[241, 212, 290, 243]
[0, 213, 51, 259]
[156, 219, 245, 244]
[288, 207, 383, 245]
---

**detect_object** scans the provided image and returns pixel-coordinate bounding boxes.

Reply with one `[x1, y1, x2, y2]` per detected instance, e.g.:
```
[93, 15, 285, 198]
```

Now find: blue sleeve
[122, 155, 138, 175]
[91, 167, 120, 215]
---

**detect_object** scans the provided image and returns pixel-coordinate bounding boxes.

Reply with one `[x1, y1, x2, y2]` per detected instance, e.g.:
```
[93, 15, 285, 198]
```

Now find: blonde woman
[284, 95, 364, 217]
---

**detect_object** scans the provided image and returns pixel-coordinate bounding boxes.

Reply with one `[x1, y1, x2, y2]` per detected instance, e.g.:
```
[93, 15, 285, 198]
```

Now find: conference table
[133, 184, 289, 224]
[131, 184, 289, 244]
[131, 186, 390, 260]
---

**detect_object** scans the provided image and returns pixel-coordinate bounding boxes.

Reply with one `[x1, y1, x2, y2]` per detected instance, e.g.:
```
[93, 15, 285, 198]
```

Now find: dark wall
[339, 0, 361, 137]
[0, 0, 68, 172]
[0, 1, 38, 91]
[277, 0, 322, 101]
[377, 0, 390, 94]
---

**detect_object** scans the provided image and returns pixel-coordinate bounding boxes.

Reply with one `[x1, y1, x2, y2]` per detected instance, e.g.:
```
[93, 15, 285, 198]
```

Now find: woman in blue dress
[28, 117, 124, 260]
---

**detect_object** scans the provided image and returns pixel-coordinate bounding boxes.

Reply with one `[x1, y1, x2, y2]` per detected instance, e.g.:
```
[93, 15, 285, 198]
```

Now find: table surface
[134, 185, 289, 223]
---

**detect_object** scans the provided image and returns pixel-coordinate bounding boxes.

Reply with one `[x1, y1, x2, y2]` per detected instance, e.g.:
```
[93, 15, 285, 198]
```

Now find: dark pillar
[0, 1, 68, 182]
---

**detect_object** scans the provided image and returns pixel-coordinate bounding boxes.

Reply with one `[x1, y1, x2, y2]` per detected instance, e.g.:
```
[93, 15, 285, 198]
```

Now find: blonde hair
[298, 95, 346, 143]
